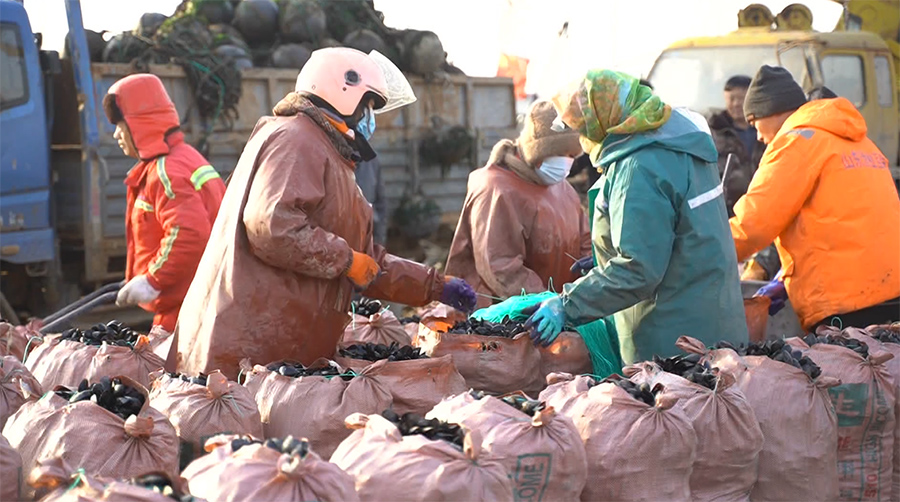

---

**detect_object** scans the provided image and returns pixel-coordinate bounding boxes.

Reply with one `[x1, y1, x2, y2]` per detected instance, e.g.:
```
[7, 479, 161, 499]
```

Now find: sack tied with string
[148, 369, 263, 469]
[241, 358, 392, 459]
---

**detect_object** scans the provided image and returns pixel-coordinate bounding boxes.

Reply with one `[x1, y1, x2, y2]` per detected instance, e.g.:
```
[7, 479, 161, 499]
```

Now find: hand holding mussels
[53, 376, 145, 420]
[381, 409, 466, 448]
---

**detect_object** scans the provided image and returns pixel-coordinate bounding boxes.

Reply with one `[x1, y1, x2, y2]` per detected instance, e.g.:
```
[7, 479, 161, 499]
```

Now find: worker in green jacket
[525, 69, 747, 364]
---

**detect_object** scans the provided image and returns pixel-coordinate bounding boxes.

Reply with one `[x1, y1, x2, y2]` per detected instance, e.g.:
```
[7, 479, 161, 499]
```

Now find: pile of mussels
[604, 378, 662, 407]
[802, 332, 869, 358]
[59, 320, 140, 347]
[265, 361, 356, 381]
[446, 318, 524, 338]
[351, 298, 383, 317]
[229, 434, 310, 458]
[131, 473, 196, 502]
[469, 390, 545, 417]
[718, 339, 822, 379]
[339, 342, 427, 362]
[381, 409, 465, 448]
[869, 327, 900, 345]
[652, 353, 718, 390]
[165, 372, 208, 386]
[54, 377, 145, 420]
[398, 315, 421, 325]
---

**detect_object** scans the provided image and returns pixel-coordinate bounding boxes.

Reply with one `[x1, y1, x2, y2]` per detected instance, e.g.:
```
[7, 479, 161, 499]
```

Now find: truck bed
[51, 61, 517, 283]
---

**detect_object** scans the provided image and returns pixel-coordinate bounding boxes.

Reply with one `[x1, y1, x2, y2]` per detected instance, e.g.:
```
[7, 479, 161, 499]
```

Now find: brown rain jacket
[446, 157, 592, 310]
[174, 94, 445, 378]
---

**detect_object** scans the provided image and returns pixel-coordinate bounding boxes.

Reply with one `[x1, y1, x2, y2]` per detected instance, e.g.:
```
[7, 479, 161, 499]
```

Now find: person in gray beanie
[741, 65, 808, 143]
[731, 64, 900, 332]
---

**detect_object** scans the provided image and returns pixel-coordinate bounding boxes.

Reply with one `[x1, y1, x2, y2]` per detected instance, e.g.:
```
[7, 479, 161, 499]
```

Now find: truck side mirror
[40, 50, 62, 76]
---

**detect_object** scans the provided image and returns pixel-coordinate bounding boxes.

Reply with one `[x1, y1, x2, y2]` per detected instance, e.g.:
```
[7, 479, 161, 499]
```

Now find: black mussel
[69, 389, 93, 403]
[350, 297, 383, 317]
[279, 365, 300, 377]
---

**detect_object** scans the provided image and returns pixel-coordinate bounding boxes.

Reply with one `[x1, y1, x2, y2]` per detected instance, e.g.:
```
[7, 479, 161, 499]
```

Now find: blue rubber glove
[440, 277, 477, 313]
[754, 277, 787, 316]
[523, 295, 566, 347]
[570, 255, 595, 276]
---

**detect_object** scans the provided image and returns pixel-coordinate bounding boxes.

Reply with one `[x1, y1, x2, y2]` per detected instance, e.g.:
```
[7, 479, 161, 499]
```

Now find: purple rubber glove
[440, 277, 477, 313]
[570, 255, 595, 276]
[754, 277, 787, 316]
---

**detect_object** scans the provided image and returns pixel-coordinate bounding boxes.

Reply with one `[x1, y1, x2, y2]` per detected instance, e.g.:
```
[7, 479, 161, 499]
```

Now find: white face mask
[536, 156, 574, 185]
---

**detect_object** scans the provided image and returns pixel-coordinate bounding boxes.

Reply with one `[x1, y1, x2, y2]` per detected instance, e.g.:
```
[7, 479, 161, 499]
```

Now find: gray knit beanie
[743, 65, 808, 121]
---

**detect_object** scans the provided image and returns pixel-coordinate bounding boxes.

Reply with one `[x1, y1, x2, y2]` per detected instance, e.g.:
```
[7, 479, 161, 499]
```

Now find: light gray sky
[27, 0, 843, 96]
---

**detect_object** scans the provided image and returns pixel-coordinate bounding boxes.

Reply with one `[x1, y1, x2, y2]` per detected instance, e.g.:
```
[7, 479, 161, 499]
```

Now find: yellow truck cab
[647, 4, 900, 182]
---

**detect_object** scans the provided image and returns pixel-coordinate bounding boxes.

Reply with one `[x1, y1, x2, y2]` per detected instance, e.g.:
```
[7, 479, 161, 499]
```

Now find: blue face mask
[357, 106, 376, 141]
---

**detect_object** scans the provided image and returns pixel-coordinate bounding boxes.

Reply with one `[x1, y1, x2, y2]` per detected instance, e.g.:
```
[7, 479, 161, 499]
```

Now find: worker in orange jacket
[731, 65, 900, 330]
[103, 74, 226, 332]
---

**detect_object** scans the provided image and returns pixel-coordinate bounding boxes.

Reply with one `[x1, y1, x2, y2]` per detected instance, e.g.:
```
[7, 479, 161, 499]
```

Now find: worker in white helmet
[173, 48, 476, 377]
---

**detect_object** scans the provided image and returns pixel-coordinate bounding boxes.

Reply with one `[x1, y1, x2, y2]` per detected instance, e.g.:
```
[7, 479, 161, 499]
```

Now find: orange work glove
[346, 251, 380, 289]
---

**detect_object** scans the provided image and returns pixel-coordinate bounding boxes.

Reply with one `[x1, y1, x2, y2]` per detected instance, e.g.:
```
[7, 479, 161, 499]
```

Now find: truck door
[818, 49, 898, 166]
[870, 53, 899, 166]
[776, 41, 824, 92]
[0, 1, 53, 265]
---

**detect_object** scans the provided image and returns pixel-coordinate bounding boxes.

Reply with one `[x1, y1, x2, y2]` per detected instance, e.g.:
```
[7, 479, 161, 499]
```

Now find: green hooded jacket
[561, 108, 748, 363]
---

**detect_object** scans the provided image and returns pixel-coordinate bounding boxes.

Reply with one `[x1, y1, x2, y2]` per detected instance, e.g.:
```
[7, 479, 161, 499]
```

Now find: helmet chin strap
[301, 92, 376, 162]
[353, 133, 377, 162]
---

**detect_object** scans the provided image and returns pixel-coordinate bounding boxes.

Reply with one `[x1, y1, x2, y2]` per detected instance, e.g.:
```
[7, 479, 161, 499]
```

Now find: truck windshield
[647, 46, 806, 116]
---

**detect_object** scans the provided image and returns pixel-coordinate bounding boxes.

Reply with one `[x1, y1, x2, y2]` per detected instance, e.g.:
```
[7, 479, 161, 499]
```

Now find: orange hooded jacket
[730, 97, 900, 328]
[104, 74, 226, 331]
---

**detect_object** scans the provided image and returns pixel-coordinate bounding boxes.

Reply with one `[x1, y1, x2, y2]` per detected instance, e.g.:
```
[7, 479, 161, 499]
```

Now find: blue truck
[1, 0, 70, 321]
[0, 0, 518, 323]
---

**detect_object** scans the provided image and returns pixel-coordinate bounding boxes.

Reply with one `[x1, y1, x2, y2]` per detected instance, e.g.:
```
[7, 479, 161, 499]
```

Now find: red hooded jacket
[105, 74, 225, 330]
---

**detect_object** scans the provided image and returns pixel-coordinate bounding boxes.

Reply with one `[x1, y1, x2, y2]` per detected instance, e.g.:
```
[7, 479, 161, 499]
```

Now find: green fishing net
[471, 292, 622, 378]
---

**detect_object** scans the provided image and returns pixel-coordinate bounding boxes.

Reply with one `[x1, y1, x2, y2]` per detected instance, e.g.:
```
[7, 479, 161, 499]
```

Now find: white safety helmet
[295, 47, 416, 116]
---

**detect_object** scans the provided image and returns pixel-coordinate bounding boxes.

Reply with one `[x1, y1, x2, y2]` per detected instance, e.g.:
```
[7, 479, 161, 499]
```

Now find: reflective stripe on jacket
[112, 74, 225, 318]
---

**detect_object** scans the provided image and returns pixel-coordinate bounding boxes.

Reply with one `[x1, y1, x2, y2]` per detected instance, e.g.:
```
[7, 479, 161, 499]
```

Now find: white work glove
[116, 275, 161, 306]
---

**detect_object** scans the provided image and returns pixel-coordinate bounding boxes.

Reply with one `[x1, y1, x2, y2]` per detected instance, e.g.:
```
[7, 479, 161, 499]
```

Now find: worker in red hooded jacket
[103, 74, 225, 332]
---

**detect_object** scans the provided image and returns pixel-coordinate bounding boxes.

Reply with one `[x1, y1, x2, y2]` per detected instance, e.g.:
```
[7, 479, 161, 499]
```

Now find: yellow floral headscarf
[553, 69, 671, 165]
